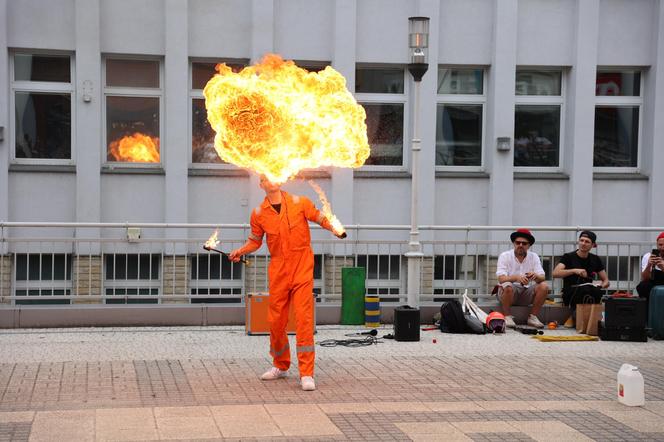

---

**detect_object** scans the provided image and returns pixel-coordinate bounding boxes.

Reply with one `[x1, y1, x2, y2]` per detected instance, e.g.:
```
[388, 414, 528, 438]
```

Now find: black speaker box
[604, 297, 647, 329]
[599, 321, 647, 342]
[394, 305, 420, 341]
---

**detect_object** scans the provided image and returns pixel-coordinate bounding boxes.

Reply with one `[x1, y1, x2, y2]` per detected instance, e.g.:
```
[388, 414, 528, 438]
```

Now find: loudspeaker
[394, 305, 420, 341]
[599, 321, 647, 342]
[605, 297, 647, 329]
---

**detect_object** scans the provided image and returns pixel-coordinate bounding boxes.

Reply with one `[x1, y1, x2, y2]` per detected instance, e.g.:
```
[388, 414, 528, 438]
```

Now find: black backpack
[439, 300, 468, 333]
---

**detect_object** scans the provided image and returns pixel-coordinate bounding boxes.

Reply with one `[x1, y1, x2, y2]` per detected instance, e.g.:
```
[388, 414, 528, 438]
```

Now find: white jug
[617, 363, 645, 406]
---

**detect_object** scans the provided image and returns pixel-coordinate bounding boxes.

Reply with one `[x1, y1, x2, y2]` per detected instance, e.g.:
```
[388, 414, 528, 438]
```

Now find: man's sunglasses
[514, 241, 530, 246]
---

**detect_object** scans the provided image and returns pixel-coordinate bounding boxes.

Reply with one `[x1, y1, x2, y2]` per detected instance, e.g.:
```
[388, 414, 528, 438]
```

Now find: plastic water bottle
[617, 363, 645, 406]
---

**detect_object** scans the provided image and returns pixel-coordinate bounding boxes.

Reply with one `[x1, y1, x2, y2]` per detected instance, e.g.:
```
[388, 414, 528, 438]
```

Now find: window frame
[354, 65, 409, 172]
[435, 66, 487, 171]
[12, 253, 73, 304]
[9, 50, 75, 166]
[188, 58, 249, 170]
[188, 252, 244, 303]
[102, 55, 164, 168]
[102, 253, 162, 303]
[592, 69, 643, 173]
[513, 67, 565, 172]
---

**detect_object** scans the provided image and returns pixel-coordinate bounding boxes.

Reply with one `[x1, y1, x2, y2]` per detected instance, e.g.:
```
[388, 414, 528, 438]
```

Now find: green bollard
[341, 267, 366, 325]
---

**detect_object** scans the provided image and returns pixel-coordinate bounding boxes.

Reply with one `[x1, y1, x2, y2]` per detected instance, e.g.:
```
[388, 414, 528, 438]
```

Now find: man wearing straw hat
[495, 229, 549, 329]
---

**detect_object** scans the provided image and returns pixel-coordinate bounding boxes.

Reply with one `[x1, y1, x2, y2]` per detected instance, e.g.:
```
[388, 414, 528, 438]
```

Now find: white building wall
[100, 0, 165, 55]
[434, 178, 489, 226]
[188, 0, 251, 58]
[516, 0, 575, 66]
[7, 0, 75, 50]
[356, 0, 413, 63]
[9, 174, 76, 222]
[1, 0, 663, 244]
[597, 0, 656, 66]
[438, 0, 493, 65]
[274, 0, 334, 60]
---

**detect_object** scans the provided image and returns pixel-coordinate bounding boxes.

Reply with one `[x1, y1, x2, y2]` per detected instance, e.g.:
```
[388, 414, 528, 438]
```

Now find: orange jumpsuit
[246, 191, 332, 377]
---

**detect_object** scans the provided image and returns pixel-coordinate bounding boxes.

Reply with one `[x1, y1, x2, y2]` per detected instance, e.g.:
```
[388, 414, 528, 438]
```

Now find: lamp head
[408, 16, 430, 81]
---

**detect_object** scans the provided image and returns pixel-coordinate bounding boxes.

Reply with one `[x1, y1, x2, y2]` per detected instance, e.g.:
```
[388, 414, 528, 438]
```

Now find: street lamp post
[405, 17, 429, 308]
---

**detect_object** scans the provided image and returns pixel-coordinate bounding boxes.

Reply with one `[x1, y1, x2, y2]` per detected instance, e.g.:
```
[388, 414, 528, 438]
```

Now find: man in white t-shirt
[495, 229, 549, 329]
[636, 232, 664, 302]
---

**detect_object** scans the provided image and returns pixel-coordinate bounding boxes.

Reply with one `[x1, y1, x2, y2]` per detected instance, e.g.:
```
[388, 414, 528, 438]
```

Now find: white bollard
[617, 363, 645, 406]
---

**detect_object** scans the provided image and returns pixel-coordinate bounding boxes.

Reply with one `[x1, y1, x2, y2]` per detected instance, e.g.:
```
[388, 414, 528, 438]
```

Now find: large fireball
[203, 54, 370, 183]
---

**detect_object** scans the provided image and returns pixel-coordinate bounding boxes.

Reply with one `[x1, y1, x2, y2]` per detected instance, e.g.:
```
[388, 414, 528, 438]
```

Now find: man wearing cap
[636, 232, 664, 301]
[495, 229, 549, 328]
[553, 231, 610, 328]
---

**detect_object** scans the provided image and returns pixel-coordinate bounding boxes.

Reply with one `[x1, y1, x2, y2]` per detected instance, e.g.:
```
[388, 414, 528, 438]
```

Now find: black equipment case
[394, 305, 420, 341]
[600, 296, 648, 342]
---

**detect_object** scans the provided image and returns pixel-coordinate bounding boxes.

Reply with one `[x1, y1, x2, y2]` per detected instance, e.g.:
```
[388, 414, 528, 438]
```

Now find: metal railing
[0, 222, 661, 306]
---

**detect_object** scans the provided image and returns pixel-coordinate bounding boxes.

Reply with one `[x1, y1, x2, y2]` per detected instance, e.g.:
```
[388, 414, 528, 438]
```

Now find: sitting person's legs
[498, 282, 546, 328]
[636, 280, 654, 301]
[527, 282, 548, 328]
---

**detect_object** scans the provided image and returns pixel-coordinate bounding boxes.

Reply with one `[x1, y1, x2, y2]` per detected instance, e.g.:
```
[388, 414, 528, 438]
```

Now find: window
[104, 58, 161, 165]
[190, 60, 246, 165]
[356, 254, 401, 302]
[594, 71, 642, 169]
[14, 254, 72, 304]
[436, 68, 485, 167]
[355, 67, 406, 167]
[190, 253, 243, 303]
[104, 254, 160, 303]
[514, 69, 563, 168]
[11, 53, 73, 163]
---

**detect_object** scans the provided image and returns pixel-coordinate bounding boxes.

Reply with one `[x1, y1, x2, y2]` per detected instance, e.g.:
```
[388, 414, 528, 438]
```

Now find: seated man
[636, 232, 664, 302]
[552, 230, 610, 328]
[496, 229, 549, 329]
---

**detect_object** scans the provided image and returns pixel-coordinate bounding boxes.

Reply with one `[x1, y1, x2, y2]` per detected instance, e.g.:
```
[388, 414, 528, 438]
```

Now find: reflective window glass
[355, 68, 404, 94]
[15, 92, 71, 159]
[515, 70, 561, 96]
[596, 72, 640, 96]
[361, 103, 404, 166]
[191, 61, 244, 90]
[192, 98, 221, 163]
[593, 106, 639, 167]
[436, 104, 482, 166]
[14, 54, 70, 82]
[514, 105, 560, 167]
[106, 96, 160, 163]
[438, 68, 483, 94]
[106, 59, 160, 88]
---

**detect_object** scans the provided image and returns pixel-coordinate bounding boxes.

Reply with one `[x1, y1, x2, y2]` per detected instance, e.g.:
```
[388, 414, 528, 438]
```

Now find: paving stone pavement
[1, 325, 664, 441]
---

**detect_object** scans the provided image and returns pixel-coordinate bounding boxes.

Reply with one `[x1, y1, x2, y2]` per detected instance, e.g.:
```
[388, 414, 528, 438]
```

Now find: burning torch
[203, 230, 250, 266]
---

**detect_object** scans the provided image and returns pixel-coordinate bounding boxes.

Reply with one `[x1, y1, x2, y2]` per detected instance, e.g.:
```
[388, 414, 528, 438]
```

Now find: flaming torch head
[204, 230, 220, 250]
[203, 54, 370, 183]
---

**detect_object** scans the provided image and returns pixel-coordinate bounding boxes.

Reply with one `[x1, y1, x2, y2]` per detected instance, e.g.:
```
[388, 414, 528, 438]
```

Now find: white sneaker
[301, 376, 316, 391]
[504, 315, 516, 328]
[260, 367, 287, 381]
[527, 314, 544, 329]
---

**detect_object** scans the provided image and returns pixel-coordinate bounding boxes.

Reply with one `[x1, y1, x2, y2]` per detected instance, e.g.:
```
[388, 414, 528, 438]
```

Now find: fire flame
[204, 230, 220, 249]
[308, 180, 345, 236]
[108, 133, 160, 163]
[203, 54, 370, 183]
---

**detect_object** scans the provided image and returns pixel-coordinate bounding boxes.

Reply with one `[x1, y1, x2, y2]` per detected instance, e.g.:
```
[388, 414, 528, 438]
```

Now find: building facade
[0, 0, 663, 309]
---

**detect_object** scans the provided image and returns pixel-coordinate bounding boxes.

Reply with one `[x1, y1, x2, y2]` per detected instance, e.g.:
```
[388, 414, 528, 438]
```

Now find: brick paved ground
[1, 326, 663, 441]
